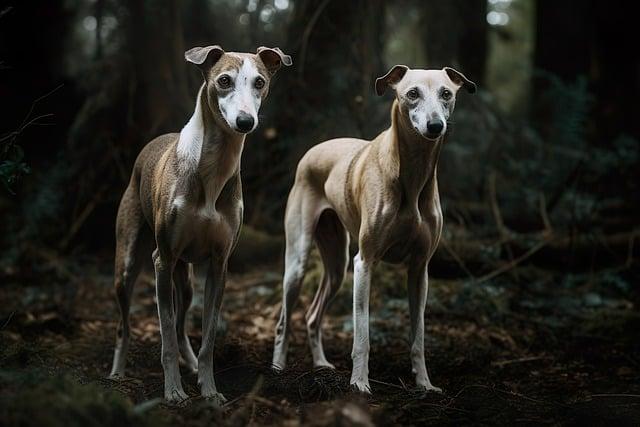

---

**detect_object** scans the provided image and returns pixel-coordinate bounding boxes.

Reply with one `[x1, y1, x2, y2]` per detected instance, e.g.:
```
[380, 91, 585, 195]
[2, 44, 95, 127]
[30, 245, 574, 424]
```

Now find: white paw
[416, 381, 442, 394]
[314, 360, 336, 370]
[271, 352, 287, 371]
[108, 372, 125, 380]
[202, 390, 227, 406]
[350, 379, 372, 394]
[164, 386, 189, 404]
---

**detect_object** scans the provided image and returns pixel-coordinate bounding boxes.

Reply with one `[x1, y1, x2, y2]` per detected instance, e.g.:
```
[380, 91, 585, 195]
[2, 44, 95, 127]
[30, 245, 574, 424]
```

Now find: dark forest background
[1, 0, 638, 272]
[1, 1, 639, 425]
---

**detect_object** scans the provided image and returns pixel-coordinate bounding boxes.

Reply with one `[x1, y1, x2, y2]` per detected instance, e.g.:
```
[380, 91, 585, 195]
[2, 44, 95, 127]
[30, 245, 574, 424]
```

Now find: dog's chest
[379, 203, 442, 263]
[171, 193, 243, 263]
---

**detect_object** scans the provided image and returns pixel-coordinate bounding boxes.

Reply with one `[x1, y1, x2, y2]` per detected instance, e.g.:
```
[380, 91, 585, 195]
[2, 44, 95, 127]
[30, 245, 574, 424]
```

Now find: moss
[0, 373, 167, 427]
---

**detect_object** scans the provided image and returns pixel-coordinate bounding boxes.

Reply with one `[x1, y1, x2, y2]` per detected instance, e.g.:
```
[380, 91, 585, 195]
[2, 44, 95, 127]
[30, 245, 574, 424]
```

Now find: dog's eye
[254, 77, 265, 89]
[217, 75, 232, 88]
[407, 88, 419, 100]
[441, 89, 452, 100]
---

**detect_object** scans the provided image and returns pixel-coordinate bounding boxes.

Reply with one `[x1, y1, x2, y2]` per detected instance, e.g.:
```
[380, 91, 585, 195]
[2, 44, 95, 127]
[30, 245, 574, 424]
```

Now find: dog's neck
[177, 84, 245, 203]
[379, 100, 443, 206]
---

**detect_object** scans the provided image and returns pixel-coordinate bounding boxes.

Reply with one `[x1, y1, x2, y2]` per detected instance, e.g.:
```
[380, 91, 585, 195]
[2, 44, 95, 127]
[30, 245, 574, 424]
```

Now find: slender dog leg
[407, 262, 441, 392]
[109, 185, 146, 379]
[272, 194, 315, 370]
[174, 260, 198, 374]
[306, 210, 348, 368]
[350, 252, 373, 393]
[109, 250, 141, 378]
[153, 249, 187, 403]
[197, 258, 227, 404]
[272, 237, 312, 369]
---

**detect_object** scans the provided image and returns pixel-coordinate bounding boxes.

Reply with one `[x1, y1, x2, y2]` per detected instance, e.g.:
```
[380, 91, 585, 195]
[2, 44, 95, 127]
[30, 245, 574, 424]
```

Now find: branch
[475, 238, 552, 284]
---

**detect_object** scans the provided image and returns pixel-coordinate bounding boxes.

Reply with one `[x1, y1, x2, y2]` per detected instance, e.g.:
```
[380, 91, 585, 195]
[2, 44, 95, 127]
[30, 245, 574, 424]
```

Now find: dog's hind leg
[173, 261, 198, 374]
[272, 188, 317, 370]
[306, 209, 349, 369]
[407, 261, 441, 393]
[109, 185, 146, 379]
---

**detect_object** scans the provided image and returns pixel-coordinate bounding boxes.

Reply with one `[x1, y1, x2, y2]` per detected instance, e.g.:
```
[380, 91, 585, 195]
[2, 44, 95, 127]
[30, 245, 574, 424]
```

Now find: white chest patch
[177, 85, 205, 170]
[173, 195, 185, 209]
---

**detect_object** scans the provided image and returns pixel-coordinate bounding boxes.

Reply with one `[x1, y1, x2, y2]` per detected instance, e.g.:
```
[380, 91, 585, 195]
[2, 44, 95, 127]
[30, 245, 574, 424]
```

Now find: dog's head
[185, 45, 292, 134]
[375, 65, 476, 141]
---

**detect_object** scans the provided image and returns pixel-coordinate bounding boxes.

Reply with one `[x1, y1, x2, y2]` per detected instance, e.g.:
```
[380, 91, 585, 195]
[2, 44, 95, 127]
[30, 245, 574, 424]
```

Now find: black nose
[236, 112, 255, 132]
[426, 119, 444, 135]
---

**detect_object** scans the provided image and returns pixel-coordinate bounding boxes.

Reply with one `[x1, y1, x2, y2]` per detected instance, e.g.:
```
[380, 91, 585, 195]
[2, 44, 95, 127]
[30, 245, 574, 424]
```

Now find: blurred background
[0, 1, 639, 425]
[1, 0, 638, 271]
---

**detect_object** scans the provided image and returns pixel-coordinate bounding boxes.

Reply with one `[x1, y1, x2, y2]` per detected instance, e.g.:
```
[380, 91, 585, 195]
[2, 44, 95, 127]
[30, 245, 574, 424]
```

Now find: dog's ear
[444, 67, 476, 94]
[375, 65, 409, 96]
[185, 45, 225, 74]
[257, 46, 292, 75]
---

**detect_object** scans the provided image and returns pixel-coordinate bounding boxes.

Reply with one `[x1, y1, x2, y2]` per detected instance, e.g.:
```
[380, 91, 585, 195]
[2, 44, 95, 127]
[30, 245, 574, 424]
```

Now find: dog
[108, 45, 291, 404]
[271, 65, 475, 393]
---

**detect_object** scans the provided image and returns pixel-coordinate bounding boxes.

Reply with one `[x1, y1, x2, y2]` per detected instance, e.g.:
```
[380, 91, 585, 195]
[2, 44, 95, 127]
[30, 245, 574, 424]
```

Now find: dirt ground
[1, 256, 639, 426]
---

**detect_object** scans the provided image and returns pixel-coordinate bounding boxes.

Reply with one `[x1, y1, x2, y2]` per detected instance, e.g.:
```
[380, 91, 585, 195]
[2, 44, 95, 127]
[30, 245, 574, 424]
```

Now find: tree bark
[421, 0, 487, 83]
[128, 0, 192, 139]
[241, 0, 387, 231]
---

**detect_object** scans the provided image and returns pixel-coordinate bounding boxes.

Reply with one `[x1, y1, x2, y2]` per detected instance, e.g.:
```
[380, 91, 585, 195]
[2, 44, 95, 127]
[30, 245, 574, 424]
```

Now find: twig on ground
[1, 310, 15, 330]
[492, 355, 550, 367]
[590, 394, 640, 399]
[368, 378, 404, 390]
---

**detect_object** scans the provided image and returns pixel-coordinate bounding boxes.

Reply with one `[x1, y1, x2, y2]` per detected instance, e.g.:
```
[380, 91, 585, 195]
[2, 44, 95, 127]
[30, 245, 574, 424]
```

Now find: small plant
[0, 141, 30, 194]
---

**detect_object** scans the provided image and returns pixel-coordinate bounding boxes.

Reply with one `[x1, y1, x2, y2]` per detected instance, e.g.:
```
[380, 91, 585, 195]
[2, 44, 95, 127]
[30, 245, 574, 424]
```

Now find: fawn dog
[109, 45, 291, 403]
[272, 65, 475, 393]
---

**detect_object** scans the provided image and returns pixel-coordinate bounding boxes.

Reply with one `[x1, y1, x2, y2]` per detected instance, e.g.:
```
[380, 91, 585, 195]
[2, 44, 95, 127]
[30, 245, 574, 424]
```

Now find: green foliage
[0, 139, 30, 194]
[501, 73, 639, 228]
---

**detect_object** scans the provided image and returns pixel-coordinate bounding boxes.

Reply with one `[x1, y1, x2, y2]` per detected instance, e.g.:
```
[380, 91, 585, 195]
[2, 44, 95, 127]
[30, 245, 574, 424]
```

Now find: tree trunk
[421, 0, 487, 83]
[62, 0, 193, 250]
[242, 0, 387, 231]
[532, 1, 593, 133]
[128, 0, 192, 140]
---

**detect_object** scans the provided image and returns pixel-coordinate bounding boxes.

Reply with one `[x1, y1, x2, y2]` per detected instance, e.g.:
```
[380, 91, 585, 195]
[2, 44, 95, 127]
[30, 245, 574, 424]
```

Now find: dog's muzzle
[236, 112, 255, 133]
[425, 119, 444, 139]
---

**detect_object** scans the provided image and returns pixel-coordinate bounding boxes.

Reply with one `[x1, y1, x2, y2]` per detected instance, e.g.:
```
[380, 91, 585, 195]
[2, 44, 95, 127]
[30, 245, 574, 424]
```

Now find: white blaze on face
[216, 58, 262, 133]
[395, 70, 455, 139]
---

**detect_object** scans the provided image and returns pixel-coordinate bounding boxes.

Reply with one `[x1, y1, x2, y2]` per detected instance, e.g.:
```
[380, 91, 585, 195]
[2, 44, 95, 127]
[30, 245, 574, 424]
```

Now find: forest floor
[1, 255, 639, 426]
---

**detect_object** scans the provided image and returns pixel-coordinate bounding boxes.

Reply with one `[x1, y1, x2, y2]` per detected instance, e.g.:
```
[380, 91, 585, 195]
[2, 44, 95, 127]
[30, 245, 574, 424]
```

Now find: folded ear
[444, 67, 477, 94]
[257, 46, 292, 75]
[185, 45, 225, 74]
[375, 65, 409, 96]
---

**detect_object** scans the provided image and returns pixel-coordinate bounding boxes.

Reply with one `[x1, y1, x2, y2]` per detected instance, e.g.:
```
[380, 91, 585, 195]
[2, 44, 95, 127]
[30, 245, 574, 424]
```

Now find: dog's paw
[271, 362, 285, 373]
[202, 390, 227, 406]
[416, 382, 443, 394]
[164, 387, 189, 405]
[313, 360, 336, 370]
[350, 379, 372, 394]
[107, 372, 125, 380]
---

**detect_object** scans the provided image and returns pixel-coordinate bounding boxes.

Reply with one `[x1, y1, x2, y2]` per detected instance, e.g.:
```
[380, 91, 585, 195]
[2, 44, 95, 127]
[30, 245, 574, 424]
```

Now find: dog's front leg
[153, 249, 188, 403]
[350, 252, 373, 393]
[407, 261, 441, 393]
[197, 257, 227, 405]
